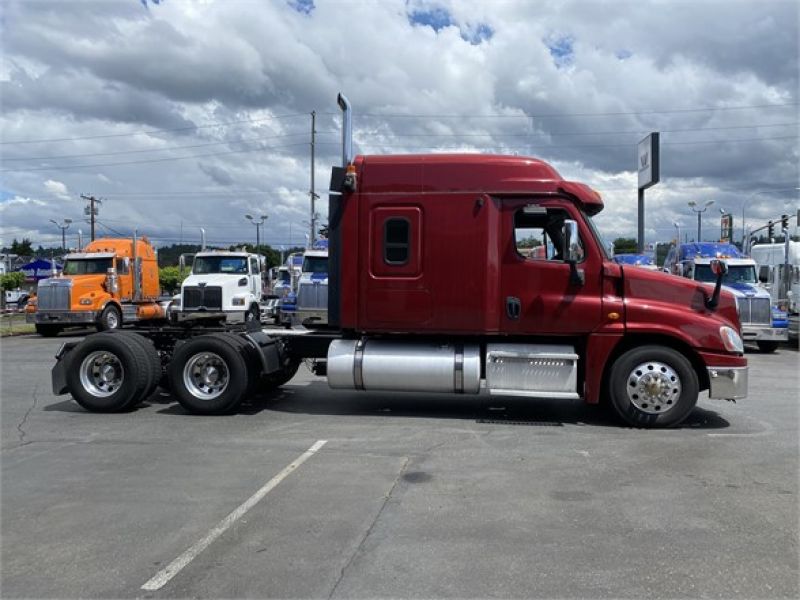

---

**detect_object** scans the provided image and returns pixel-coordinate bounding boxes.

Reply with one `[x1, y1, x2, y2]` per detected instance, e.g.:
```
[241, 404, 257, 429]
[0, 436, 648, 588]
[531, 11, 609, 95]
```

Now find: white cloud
[0, 0, 796, 250]
[43, 179, 70, 200]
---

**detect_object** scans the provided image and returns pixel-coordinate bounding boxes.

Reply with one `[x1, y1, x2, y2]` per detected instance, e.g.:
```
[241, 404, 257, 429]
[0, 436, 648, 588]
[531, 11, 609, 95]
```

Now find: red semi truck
[50, 95, 747, 427]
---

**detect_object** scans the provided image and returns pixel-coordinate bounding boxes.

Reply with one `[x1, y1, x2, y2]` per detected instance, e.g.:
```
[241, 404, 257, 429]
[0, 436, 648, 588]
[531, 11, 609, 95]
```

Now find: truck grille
[183, 286, 222, 310]
[736, 297, 771, 325]
[36, 280, 71, 310]
[297, 282, 327, 310]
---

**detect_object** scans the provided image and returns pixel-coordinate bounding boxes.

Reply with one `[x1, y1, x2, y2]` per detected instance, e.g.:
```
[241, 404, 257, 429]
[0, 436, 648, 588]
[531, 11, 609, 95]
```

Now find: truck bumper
[295, 308, 328, 325]
[175, 311, 245, 323]
[27, 311, 97, 325]
[741, 325, 788, 342]
[707, 366, 748, 400]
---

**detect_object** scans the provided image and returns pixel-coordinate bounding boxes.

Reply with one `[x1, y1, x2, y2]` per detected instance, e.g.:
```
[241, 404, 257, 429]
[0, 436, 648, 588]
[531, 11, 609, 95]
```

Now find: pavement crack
[327, 456, 410, 600]
[15, 384, 38, 446]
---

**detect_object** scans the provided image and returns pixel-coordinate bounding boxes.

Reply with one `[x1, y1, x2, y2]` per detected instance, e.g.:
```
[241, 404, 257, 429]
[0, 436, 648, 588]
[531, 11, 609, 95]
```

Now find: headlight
[231, 297, 245, 306]
[79, 298, 92, 306]
[720, 326, 744, 353]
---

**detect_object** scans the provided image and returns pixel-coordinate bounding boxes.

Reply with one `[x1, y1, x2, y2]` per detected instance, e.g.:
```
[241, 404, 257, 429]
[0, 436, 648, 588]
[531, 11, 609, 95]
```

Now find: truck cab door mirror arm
[705, 259, 728, 310]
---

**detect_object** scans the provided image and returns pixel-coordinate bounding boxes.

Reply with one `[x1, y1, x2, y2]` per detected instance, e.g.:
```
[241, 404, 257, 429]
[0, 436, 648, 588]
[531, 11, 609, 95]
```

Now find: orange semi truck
[27, 237, 165, 336]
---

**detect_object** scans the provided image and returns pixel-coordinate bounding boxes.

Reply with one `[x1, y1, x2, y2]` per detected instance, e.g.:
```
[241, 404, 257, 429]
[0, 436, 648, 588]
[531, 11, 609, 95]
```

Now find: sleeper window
[384, 218, 410, 265]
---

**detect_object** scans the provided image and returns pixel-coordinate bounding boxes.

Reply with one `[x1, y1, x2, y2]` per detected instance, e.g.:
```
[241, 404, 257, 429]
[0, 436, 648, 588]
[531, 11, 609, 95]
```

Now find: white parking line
[141, 440, 327, 591]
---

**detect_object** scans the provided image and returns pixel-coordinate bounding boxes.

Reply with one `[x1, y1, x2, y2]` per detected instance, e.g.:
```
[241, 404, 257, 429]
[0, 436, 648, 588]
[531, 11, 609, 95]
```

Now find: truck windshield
[695, 264, 757, 284]
[193, 256, 248, 274]
[302, 256, 328, 274]
[582, 212, 610, 260]
[63, 258, 113, 275]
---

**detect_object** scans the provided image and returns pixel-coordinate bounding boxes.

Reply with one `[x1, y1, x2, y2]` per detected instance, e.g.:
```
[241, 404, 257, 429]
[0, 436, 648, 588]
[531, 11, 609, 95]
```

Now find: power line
[0, 141, 312, 172]
[357, 102, 798, 119]
[3, 132, 338, 162]
[373, 121, 799, 139]
[0, 112, 312, 145]
[347, 134, 797, 152]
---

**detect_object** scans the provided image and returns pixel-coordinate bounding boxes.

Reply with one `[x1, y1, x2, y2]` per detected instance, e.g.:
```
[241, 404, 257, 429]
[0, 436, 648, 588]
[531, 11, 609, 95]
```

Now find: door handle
[506, 296, 521, 320]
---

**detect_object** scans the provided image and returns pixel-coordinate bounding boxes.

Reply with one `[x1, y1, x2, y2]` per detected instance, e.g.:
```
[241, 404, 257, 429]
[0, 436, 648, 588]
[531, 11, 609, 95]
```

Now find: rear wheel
[65, 334, 150, 412]
[168, 335, 249, 415]
[97, 304, 122, 331]
[607, 345, 699, 428]
[35, 324, 62, 337]
[757, 341, 779, 353]
[98, 331, 161, 403]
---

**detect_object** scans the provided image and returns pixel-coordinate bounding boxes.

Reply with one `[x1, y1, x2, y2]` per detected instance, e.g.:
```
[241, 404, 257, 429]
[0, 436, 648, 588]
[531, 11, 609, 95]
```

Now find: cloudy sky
[1, 0, 798, 253]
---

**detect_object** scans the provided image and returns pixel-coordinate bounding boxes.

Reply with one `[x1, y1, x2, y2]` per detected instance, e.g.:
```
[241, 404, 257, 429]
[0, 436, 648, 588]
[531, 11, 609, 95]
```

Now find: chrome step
[486, 344, 579, 399]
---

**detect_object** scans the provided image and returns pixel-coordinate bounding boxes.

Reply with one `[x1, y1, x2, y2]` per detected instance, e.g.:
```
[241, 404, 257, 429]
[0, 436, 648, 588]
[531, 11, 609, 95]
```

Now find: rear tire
[97, 304, 122, 331]
[757, 341, 779, 353]
[98, 331, 161, 403]
[35, 324, 62, 337]
[65, 334, 150, 412]
[607, 345, 699, 428]
[168, 335, 248, 415]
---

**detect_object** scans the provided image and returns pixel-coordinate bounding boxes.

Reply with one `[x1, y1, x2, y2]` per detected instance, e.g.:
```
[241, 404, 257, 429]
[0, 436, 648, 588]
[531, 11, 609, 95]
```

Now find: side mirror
[705, 259, 728, 310]
[179, 255, 185, 272]
[675, 264, 684, 277]
[562, 220, 583, 263]
[562, 219, 584, 286]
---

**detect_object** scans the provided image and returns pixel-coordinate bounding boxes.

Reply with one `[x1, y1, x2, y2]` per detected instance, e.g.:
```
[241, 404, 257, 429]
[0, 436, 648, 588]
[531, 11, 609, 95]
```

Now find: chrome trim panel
[486, 344, 579, 399]
[707, 366, 748, 399]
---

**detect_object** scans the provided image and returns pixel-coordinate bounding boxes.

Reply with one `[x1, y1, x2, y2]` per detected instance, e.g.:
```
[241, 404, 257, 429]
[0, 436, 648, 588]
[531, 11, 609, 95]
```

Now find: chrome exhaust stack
[337, 93, 353, 167]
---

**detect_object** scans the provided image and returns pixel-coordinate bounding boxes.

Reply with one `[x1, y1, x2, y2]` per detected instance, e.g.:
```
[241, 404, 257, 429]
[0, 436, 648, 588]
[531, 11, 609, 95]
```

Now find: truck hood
[183, 274, 247, 289]
[622, 265, 741, 352]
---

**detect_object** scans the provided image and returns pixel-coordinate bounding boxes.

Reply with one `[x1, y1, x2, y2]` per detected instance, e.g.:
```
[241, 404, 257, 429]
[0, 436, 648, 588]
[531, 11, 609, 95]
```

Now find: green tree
[613, 237, 638, 254]
[10, 238, 33, 256]
[158, 266, 189, 294]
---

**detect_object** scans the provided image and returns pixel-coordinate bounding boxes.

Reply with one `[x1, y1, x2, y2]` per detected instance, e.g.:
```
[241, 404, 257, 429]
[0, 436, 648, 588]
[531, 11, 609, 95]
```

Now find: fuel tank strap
[353, 338, 366, 390]
[453, 344, 464, 394]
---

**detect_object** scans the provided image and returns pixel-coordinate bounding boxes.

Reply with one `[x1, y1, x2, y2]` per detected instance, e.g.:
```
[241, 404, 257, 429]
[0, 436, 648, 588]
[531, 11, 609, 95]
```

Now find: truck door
[499, 199, 604, 335]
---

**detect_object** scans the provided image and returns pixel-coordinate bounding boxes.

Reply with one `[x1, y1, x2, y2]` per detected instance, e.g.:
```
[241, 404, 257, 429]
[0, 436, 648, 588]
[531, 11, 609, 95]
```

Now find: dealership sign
[637, 132, 660, 190]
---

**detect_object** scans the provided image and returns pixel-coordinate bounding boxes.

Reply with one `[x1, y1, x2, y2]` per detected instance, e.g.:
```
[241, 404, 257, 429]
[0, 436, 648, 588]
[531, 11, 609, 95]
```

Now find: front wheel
[757, 341, 779, 353]
[97, 304, 122, 331]
[607, 345, 699, 428]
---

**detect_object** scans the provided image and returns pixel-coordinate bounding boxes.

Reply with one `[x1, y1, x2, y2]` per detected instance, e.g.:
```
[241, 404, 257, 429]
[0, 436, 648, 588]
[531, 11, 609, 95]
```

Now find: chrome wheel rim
[626, 361, 682, 415]
[106, 310, 120, 329]
[79, 351, 124, 397]
[183, 352, 229, 400]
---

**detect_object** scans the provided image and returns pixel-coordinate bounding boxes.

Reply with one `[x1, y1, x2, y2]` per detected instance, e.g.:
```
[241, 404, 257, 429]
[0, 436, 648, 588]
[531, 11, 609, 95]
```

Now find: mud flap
[51, 341, 79, 395]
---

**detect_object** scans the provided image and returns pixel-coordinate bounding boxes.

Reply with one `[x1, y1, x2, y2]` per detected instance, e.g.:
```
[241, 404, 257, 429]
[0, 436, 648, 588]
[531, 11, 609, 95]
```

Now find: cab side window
[116, 258, 130, 275]
[513, 207, 582, 261]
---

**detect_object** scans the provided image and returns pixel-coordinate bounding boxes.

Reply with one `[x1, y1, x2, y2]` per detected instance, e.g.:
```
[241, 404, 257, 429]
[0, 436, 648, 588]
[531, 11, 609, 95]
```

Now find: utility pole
[309, 111, 319, 247]
[81, 194, 101, 241]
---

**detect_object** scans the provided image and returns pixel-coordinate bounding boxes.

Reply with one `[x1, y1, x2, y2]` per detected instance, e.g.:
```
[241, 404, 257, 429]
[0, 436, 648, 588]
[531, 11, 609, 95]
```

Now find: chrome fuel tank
[327, 339, 481, 394]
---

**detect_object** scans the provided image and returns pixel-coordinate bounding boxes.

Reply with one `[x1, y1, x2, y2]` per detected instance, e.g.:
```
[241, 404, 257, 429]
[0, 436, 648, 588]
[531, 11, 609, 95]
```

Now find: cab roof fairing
[353, 154, 605, 215]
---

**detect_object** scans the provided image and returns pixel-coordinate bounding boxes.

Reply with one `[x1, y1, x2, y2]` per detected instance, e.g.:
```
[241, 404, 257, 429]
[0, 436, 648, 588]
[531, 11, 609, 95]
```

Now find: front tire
[97, 304, 122, 331]
[757, 341, 779, 353]
[607, 345, 699, 428]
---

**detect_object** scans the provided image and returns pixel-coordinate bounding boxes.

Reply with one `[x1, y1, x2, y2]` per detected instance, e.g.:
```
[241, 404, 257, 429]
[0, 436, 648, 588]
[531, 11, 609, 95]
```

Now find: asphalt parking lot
[1, 332, 798, 599]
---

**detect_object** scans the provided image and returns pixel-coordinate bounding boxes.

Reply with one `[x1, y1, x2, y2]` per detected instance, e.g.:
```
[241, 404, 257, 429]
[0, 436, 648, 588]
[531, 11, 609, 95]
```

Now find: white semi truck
[174, 250, 266, 325]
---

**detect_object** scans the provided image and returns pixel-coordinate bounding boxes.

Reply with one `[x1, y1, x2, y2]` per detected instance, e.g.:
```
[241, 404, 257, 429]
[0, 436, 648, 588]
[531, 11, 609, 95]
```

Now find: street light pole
[688, 200, 714, 242]
[49, 218, 72, 252]
[245, 214, 268, 250]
